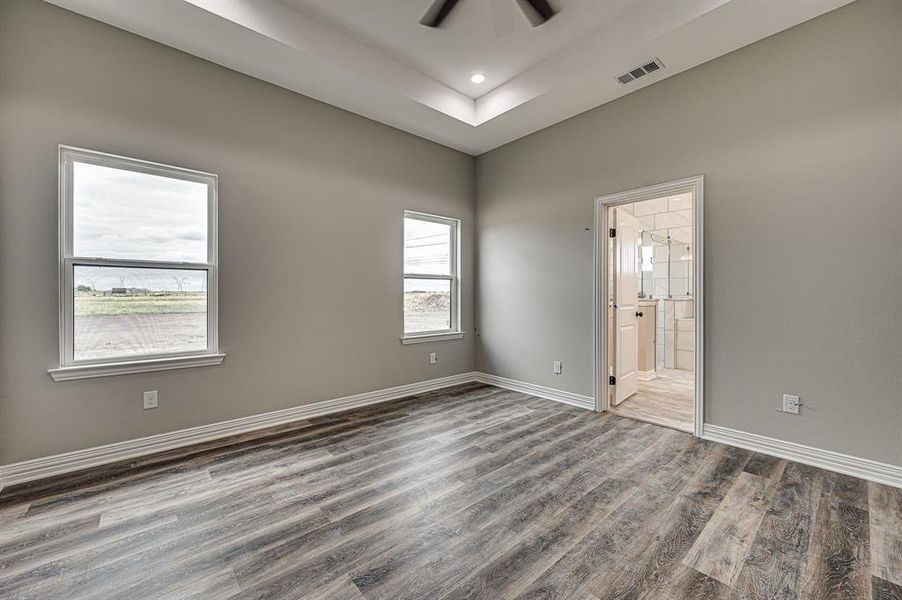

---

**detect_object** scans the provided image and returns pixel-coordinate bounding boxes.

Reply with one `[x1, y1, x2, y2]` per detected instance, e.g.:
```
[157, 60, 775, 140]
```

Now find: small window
[50, 147, 222, 380]
[402, 211, 461, 342]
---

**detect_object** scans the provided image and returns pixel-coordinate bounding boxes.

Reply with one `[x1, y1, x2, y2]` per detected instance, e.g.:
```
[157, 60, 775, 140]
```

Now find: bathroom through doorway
[594, 177, 703, 435]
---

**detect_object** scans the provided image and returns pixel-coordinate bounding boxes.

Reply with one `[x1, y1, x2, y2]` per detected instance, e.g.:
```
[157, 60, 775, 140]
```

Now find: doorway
[594, 177, 704, 435]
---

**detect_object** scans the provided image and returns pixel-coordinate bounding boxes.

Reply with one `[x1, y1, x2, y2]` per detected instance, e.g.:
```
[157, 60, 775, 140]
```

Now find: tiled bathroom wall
[662, 299, 694, 371]
[618, 192, 694, 300]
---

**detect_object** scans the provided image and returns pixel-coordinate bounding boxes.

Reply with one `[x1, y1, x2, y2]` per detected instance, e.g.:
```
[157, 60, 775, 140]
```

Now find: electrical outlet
[429, 352, 437, 365]
[143, 390, 159, 410]
[553, 361, 563, 375]
[782, 394, 800, 414]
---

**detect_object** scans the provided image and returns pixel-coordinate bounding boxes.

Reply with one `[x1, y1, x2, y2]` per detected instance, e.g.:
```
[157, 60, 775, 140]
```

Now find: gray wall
[2, 0, 900, 470]
[476, 0, 902, 465]
[0, 0, 476, 464]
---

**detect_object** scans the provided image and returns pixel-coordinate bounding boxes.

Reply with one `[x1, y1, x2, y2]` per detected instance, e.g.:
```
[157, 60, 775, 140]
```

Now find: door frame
[593, 176, 705, 437]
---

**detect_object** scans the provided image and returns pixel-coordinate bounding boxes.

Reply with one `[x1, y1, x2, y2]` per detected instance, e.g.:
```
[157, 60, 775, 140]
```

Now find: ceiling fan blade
[517, 0, 556, 25]
[420, 0, 461, 28]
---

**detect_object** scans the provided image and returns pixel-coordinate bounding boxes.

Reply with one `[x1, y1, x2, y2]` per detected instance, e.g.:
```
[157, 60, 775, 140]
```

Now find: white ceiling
[282, 0, 640, 99]
[46, 0, 852, 155]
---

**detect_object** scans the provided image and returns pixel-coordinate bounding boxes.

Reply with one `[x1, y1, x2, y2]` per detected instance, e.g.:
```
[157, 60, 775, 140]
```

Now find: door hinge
[609, 375, 616, 385]
[609, 228, 616, 238]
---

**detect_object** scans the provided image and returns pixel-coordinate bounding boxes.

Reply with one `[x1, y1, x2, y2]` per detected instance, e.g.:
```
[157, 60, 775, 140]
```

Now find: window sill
[400, 332, 464, 345]
[48, 353, 226, 382]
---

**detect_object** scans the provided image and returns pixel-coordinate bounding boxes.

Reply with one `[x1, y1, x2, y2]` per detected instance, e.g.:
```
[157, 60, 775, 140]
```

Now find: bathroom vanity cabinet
[637, 300, 657, 380]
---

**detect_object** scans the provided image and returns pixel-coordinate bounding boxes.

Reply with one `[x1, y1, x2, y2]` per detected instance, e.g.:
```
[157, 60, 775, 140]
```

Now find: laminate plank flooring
[870, 483, 902, 587]
[683, 472, 776, 586]
[610, 369, 694, 432]
[800, 473, 871, 599]
[0, 382, 897, 599]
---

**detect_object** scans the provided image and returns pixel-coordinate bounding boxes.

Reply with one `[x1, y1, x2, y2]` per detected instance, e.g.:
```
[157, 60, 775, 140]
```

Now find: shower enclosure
[638, 231, 692, 299]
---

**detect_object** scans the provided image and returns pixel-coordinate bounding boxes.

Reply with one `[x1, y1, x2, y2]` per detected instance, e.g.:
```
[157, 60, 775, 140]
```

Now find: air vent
[615, 58, 665, 85]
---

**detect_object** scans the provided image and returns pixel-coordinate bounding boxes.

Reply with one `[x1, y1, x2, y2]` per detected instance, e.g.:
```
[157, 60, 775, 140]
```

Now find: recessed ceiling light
[470, 72, 486, 84]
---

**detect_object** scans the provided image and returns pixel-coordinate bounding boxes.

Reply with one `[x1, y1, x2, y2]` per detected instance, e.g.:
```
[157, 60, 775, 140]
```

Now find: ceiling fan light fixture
[422, 0, 556, 30]
[470, 72, 487, 84]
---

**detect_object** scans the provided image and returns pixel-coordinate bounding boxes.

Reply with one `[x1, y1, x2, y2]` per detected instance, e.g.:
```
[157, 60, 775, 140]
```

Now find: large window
[49, 147, 222, 380]
[402, 211, 462, 343]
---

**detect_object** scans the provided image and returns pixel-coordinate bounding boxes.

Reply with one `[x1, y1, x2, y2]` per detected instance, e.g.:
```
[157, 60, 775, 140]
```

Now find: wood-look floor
[0, 383, 900, 599]
[611, 369, 695, 432]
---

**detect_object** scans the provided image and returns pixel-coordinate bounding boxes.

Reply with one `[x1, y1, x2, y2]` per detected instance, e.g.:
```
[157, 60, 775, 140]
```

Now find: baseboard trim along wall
[0, 371, 594, 488]
[473, 372, 596, 411]
[3, 372, 899, 490]
[703, 424, 902, 489]
[0, 371, 480, 488]
[637, 370, 656, 382]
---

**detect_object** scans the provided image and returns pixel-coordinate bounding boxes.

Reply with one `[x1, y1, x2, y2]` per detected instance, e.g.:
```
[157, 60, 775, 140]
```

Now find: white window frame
[48, 146, 224, 381]
[401, 210, 463, 344]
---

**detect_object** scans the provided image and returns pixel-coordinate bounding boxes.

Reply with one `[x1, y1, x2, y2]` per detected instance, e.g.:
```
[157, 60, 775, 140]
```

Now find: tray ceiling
[46, 0, 852, 155]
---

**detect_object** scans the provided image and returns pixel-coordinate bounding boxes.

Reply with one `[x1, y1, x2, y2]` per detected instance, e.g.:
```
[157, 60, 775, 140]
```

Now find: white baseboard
[703, 424, 902, 489]
[637, 370, 656, 382]
[0, 371, 480, 488]
[472, 373, 596, 411]
[9, 372, 896, 491]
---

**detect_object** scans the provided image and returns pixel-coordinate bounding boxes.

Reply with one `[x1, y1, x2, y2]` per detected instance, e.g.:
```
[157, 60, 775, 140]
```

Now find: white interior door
[613, 207, 640, 405]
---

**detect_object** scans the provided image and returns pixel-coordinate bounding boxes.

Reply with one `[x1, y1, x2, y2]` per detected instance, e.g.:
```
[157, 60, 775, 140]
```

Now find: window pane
[73, 161, 208, 262]
[404, 217, 451, 275]
[404, 278, 451, 333]
[74, 266, 207, 360]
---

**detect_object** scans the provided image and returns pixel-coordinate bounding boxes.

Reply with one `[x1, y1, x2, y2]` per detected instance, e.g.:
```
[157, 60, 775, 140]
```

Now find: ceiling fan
[420, 0, 557, 30]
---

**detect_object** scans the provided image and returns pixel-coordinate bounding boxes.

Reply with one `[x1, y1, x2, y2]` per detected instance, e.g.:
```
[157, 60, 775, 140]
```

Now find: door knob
[636, 311, 644, 317]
